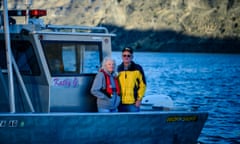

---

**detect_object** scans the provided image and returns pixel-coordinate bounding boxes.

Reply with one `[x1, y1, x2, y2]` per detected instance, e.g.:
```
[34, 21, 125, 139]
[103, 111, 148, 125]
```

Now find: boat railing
[1, 9, 111, 35]
[44, 24, 109, 34]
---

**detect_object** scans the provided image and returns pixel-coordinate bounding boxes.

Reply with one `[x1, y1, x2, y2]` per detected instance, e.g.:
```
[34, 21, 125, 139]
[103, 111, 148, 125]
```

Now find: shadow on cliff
[100, 24, 240, 53]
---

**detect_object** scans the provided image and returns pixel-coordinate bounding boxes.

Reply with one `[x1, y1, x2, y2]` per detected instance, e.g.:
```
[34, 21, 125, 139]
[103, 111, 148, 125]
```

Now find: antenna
[25, 0, 32, 24]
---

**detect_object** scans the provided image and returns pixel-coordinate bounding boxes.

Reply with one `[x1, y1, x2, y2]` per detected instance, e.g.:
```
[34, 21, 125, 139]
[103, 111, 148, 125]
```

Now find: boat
[0, 1, 208, 143]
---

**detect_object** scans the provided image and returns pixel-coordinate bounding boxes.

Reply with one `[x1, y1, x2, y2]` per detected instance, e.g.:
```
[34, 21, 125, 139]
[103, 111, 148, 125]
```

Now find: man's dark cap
[122, 47, 133, 54]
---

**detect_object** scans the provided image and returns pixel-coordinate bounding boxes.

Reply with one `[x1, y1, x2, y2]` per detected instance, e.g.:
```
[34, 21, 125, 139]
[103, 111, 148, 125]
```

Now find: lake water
[112, 52, 240, 144]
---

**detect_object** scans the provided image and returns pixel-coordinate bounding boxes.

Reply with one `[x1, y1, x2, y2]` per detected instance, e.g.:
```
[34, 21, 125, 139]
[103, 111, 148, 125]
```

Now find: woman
[91, 57, 120, 112]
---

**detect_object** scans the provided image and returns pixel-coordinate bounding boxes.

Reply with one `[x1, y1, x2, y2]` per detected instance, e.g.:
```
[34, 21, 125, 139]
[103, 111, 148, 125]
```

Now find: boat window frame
[41, 40, 103, 76]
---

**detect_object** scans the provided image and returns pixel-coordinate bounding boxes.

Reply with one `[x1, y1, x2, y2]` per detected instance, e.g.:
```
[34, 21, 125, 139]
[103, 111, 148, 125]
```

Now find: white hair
[101, 56, 117, 75]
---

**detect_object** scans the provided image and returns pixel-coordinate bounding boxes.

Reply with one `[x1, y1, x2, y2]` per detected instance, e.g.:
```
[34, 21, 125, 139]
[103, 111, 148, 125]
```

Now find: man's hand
[135, 100, 141, 107]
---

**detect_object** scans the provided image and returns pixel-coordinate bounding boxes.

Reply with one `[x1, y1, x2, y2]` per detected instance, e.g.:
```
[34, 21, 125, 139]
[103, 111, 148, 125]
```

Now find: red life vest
[100, 69, 120, 96]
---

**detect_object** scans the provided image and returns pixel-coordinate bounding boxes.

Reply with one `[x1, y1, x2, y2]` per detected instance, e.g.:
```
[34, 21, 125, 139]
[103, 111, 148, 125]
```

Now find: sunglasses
[122, 54, 131, 58]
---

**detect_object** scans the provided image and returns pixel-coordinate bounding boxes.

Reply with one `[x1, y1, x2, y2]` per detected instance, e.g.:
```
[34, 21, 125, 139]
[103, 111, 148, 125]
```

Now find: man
[117, 47, 146, 112]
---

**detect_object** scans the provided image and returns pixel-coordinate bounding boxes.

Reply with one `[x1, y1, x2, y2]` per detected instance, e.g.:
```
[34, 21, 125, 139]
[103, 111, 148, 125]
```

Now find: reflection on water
[113, 52, 240, 144]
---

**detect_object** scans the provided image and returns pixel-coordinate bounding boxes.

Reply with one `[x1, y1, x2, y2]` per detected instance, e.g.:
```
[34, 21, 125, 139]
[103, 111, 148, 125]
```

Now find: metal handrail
[3, 0, 15, 112]
[12, 56, 35, 112]
[45, 25, 109, 33]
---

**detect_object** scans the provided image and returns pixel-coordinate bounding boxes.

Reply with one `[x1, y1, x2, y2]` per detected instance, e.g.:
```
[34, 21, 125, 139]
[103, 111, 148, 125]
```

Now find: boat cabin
[0, 9, 114, 112]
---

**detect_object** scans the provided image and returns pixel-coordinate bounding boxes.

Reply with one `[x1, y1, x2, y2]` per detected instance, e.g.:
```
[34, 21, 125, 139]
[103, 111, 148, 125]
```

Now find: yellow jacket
[117, 62, 146, 104]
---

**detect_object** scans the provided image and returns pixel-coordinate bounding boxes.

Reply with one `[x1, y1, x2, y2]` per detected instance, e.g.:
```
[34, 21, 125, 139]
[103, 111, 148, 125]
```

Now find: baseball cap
[122, 47, 133, 54]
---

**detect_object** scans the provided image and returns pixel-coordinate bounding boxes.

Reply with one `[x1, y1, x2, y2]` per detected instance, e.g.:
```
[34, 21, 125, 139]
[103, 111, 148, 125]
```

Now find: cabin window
[41, 41, 102, 75]
[0, 40, 41, 75]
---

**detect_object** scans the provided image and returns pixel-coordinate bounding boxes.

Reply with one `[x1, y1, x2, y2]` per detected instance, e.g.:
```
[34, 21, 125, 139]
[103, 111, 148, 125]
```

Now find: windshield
[0, 40, 40, 76]
[41, 41, 102, 75]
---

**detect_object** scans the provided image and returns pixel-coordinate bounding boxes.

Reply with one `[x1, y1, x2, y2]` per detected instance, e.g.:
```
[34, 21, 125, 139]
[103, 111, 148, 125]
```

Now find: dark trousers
[118, 104, 140, 112]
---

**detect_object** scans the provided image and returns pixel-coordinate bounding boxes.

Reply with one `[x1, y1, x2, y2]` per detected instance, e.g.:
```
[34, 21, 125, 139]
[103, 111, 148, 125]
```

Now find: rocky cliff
[8, 0, 240, 53]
